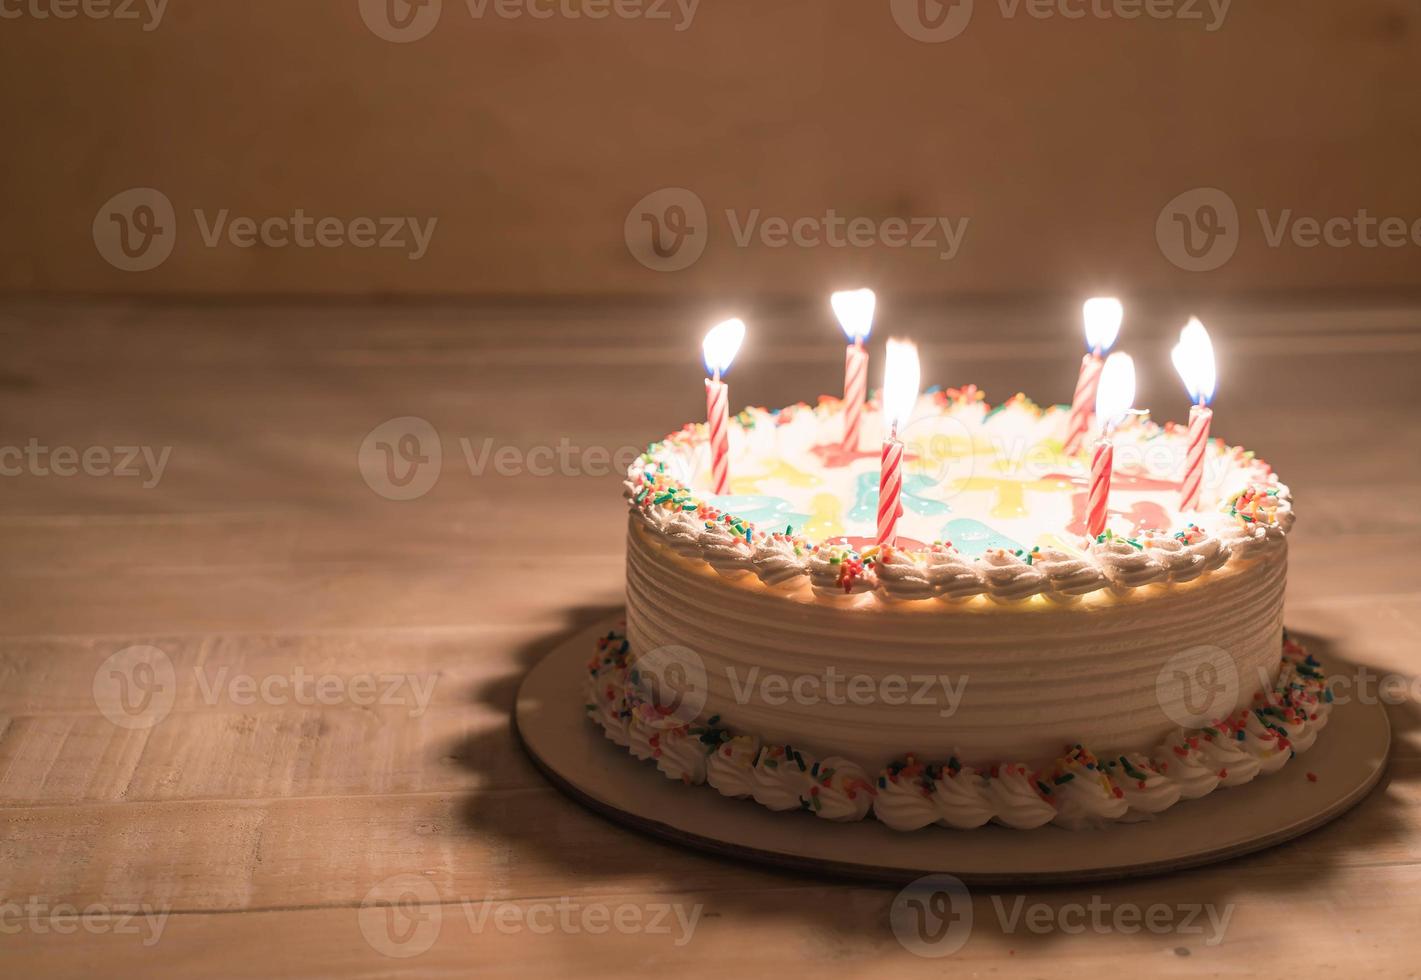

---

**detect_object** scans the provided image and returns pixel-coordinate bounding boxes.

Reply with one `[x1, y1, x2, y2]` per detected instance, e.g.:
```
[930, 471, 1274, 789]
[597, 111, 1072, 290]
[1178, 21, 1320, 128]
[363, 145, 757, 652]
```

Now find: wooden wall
[2, 0, 1419, 299]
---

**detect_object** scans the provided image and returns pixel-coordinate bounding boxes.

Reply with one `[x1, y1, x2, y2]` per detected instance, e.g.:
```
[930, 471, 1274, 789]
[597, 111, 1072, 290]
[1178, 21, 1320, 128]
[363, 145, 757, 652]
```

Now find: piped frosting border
[586, 628, 1333, 832]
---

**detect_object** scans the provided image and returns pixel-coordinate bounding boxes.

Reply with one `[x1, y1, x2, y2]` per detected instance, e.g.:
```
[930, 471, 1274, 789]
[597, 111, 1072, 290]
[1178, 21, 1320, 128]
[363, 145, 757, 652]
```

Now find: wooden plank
[1, 760, 1417, 915]
[0, 860, 1419, 978]
[0, 506, 627, 572]
[0, 705, 540, 807]
[0, 628, 567, 805]
[0, 559, 625, 638]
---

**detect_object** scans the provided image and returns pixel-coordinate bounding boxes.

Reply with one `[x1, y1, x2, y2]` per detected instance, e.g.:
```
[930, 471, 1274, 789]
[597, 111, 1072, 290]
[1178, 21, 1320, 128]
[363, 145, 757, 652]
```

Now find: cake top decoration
[624, 389, 1290, 605]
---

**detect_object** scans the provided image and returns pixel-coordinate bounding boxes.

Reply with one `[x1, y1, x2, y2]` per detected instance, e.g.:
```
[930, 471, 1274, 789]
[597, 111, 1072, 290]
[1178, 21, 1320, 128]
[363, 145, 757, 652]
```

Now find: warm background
[4, 3, 1421, 977]
[3, 0, 1420, 301]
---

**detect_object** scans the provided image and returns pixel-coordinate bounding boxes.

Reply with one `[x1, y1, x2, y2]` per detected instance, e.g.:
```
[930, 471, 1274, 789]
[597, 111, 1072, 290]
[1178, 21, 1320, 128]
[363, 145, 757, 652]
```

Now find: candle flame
[702, 318, 746, 377]
[1095, 351, 1136, 431]
[881, 338, 920, 435]
[1171, 317, 1217, 405]
[831, 288, 876, 344]
[1083, 297, 1123, 354]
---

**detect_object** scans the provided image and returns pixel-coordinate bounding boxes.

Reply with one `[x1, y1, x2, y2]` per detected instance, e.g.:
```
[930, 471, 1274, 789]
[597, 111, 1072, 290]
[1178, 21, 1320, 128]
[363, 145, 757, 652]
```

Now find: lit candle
[877, 339, 920, 547]
[1064, 297, 1124, 455]
[701, 318, 746, 496]
[1172, 317, 1217, 511]
[831, 288, 875, 450]
[1087, 352, 1136, 538]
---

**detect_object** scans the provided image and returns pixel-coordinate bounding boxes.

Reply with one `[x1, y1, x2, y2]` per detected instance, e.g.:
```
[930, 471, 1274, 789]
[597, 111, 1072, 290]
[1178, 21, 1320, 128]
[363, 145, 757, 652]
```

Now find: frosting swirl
[1191, 727, 1261, 787]
[1034, 547, 1107, 600]
[1154, 730, 1223, 799]
[924, 546, 988, 601]
[981, 549, 1048, 603]
[697, 521, 755, 578]
[750, 745, 809, 811]
[627, 714, 658, 762]
[931, 765, 995, 829]
[587, 666, 631, 747]
[655, 727, 712, 784]
[1091, 536, 1167, 590]
[875, 547, 936, 602]
[808, 548, 876, 598]
[706, 734, 761, 798]
[1141, 533, 1208, 583]
[659, 510, 705, 558]
[1240, 711, 1293, 774]
[986, 765, 1056, 829]
[805, 757, 875, 821]
[871, 758, 939, 831]
[1103, 753, 1181, 820]
[1049, 760, 1128, 830]
[751, 534, 808, 588]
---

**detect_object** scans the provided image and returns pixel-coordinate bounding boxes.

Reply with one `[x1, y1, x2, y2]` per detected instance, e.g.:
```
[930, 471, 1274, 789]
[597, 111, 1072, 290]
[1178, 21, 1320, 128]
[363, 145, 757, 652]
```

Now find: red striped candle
[705, 377, 731, 495]
[700, 317, 746, 496]
[876, 338, 919, 548]
[1087, 437, 1113, 538]
[1087, 351, 1136, 540]
[1179, 404, 1212, 511]
[832, 289, 876, 450]
[877, 436, 904, 546]
[1067, 298, 1124, 455]
[1063, 353, 1104, 455]
[1172, 318, 1218, 512]
[843, 342, 869, 449]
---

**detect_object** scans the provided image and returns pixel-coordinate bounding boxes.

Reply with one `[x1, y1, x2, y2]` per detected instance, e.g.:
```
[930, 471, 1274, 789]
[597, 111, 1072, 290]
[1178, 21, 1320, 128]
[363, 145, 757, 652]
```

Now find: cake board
[514, 614, 1390, 886]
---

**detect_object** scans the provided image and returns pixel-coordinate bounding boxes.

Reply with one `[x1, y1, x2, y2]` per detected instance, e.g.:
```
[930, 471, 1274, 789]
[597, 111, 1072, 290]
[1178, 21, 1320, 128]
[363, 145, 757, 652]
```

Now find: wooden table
[1, 299, 1418, 976]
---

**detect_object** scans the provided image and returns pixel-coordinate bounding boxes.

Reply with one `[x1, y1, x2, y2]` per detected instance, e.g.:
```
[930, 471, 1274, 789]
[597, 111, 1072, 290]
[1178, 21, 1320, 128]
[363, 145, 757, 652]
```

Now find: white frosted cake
[586, 387, 1332, 830]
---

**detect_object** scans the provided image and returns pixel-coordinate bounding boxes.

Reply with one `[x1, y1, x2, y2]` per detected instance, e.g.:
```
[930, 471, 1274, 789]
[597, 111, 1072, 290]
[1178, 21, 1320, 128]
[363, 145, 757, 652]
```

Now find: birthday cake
[586, 388, 1331, 831]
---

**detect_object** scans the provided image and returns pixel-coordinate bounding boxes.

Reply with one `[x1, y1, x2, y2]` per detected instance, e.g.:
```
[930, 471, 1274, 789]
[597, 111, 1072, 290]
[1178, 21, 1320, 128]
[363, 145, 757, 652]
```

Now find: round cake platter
[515, 615, 1391, 885]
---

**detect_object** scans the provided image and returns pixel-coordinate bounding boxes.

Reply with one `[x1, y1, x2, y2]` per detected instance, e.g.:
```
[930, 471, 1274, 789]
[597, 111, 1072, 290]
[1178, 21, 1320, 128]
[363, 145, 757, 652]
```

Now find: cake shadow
[450, 621, 1415, 953]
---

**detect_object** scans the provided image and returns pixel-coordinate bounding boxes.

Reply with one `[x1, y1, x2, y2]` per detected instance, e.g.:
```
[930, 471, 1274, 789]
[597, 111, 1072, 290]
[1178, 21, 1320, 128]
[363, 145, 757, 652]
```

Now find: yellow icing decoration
[731, 458, 823, 495]
[947, 475, 1074, 520]
[1036, 532, 1079, 554]
[801, 493, 843, 540]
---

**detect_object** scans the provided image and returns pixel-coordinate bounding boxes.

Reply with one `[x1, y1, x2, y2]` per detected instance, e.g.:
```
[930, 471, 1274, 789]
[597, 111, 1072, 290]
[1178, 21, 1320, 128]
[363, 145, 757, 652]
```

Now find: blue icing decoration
[940, 518, 1023, 557]
[707, 495, 808, 531]
[847, 472, 952, 523]
[905, 478, 954, 517]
